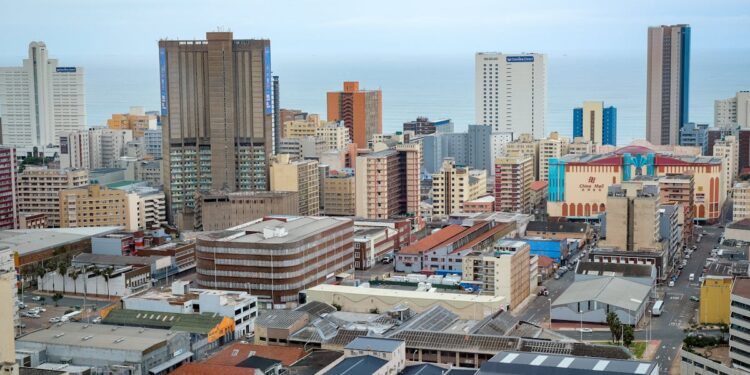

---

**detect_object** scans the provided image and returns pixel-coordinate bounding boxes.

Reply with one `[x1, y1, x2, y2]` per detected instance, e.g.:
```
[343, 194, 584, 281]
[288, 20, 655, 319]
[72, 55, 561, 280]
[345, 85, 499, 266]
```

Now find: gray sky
[2, 0, 749, 65]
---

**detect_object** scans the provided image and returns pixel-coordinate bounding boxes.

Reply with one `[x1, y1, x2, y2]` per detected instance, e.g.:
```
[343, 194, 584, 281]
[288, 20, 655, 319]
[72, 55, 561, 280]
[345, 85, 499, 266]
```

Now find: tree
[91, 268, 101, 296]
[34, 264, 46, 290]
[52, 293, 63, 307]
[622, 325, 634, 347]
[606, 312, 622, 344]
[57, 261, 69, 295]
[102, 267, 113, 299]
[70, 268, 80, 296]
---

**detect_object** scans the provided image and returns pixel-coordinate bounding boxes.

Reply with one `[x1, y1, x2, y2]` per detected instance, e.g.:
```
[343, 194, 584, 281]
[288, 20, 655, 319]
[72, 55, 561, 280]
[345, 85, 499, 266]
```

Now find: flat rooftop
[306, 284, 506, 304]
[199, 217, 350, 244]
[17, 322, 179, 352]
[733, 278, 750, 299]
[0, 227, 122, 256]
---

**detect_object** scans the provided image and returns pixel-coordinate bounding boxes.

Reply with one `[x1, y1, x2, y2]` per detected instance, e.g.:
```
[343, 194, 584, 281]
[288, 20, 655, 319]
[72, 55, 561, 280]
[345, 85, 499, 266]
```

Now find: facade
[144, 128, 162, 158]
[482, 352, 658, 375]
[327, 81, 382, 149]
[316, 121, 350, 151]
[15, 322, 191, 375]
[539, 132, 567, 181]
[716, 91, 750, 128]
[730, 278, 750, 371]
[547, 144, 724, 223]
[421, 125, 511, 175]
[530, 180, 549, 213]
[494, 156, 533, 214]
[282, 113, 321, 138]
[475, 52, 546, 139]
[573, 101, 617, 146]
[59, 130, 91, 170]
[38, 259, 152, 298]
[551, 277, 651, 326]
[714, 135, 739, 190]
[0, 270, 18, 374]
[0, 147, 17, 229]
[700, 276, 732, 324]
[0, 41, 85, 147]
[59, 184, 130, 229]
[323, 169, 356, 216]
[159, 32, 272, 226]
[505, 133, 539, 180]
[464, 195, 494, 214]
[355, 144, 421, 220]
[113, 184, 168, 230]
[733, 182, 750, 222]
[659, 174, 695, 246]
[353, 227, 398, 270]
[646, 24, 691, 145]
[270, 154, 319, 216]
[122, 281, 258, 337]
[195, 217, 354, 308]
[403, 117, 454, 135]
[195, 190, 299, 231]
[659, 203, 681, 272]
[601, 181, 661, 251]
[679, 122, 709, 153]
[106, 106, 157, 138]
[17, 167, 89, 227]
[462, 240, 531, 309]
[431, 159, 487, 219]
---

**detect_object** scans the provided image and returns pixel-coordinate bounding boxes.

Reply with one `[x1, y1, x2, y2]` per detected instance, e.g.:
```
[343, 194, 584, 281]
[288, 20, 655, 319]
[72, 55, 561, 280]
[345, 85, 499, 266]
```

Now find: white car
[49, 317, 61, 323]
[577, 328, 593, 333]
[92, 317, 102, 324]
[31, 296, 42, 301]
[668, 280, 675, 287]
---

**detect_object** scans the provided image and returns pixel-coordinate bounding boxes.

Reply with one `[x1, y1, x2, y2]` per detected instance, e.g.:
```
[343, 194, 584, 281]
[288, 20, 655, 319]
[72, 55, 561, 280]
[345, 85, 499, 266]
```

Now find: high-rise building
[327, 81, 382, 149]
[0, 41, 85, 147]
[646, 24, 691, 145]
[269, 154, 320, 216]
[505, 133, 540, 180]
[159, 32, 272, 227]
[713, 135, 738, 192]
[17, 167, 88, 227]
[431, 159, 487, 219]
[539, 132, 567, 181]
[316, 121, 350, 151]
[59, 185, 131, 229]
[403, 117, 454, 135]
[59, 130, 91, 170]
[283, 113, 321, 138]
[733, 182, 750, 222]
[730, 278, 750, 371]
[355, 144, 421, 220]
[144, 129, 162, 159]
[601, 181, 662, 251]
[475, 52, 546, 139]
[679, 122, 709, 154]
[462, 240, 531, 308]
[0, 147, 17, 229]
[323, 169, 356, 216]
[658, 174, 695, 247]
[494, 156, 533, 213]
[106, 106, 157, 138]
[715, 91, 750, 128]
[573, 101, 617, 146]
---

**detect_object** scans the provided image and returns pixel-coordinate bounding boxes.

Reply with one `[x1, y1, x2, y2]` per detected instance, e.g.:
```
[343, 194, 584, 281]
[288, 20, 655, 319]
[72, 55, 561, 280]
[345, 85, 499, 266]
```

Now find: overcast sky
[2, 0, 749, 66]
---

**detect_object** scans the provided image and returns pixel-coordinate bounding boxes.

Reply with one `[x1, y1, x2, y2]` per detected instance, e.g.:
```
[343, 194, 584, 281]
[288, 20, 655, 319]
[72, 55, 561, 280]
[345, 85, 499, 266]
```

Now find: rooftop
[0, 227, 122, 256]
[286, 350, 345, 375]
[480, 351, 657, 375]
[400, 225, 467, 254]
[345, 336, 404, 353]
[207, 342, 306, 366]
[17, 322, 182, 352]
[323, 355, 387, 375]
[526, 221, 589, 234]
[73, 253, 154, 267]
[552, 277, 651, 311]
[466, 195, 495, 203]
[530, 181, 548, 191]
[307, 284, 506, 305]
[199, 217, 350, 245]
[733, 277, 750, 298]
[256, 310, 308, 329]
[170, 363, 255, 375]
[575, 262, 654, 278]
[401, 364, 449, 375]
[102, 309, 227, 335]
[728, 219, 750, 230]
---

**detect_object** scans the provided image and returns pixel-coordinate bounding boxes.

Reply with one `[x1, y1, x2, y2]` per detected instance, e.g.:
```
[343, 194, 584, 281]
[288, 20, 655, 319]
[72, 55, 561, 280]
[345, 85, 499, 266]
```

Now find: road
[515, 225, 722, 374]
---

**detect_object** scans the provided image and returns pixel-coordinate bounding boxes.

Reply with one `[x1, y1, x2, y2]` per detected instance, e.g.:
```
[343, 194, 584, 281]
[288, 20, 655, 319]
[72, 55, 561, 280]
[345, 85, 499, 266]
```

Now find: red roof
[615, 145, 654, 155]
[171, 364, 256, 375]
[206, 343, 306, 366]
[537, 255, 555, 268]
[530, 181, 548, 191]
[399, 225, 467, 254]
[452, 223, 511, 253]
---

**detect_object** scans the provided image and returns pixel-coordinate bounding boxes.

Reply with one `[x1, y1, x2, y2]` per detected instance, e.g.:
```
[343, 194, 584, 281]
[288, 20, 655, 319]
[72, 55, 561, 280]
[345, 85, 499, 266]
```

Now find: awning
[148, 351, 193, 374]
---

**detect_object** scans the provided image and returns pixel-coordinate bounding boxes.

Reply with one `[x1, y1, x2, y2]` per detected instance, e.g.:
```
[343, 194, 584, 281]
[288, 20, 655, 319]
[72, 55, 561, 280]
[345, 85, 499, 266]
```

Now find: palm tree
[91, 268, 101, 296]
[102, 267, 113, 300]
[34, 264, 46, 291]
[70, 268, 80, 296]
[57, 262, 68, 295]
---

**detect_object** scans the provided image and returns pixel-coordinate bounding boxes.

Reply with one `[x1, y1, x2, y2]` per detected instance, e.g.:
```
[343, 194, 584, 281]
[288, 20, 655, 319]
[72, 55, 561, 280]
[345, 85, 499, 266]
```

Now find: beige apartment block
[539, 132, 566, 181]
[270, 154, 320, 216]
[355, 144, 421, 220]
[713, 135, 738, 194]
[505, 133, 540, 180]
[431, 159, 487, 219]
[18, 167, 89, 228]
[283, 113, 322, 138]
[494, 156, 533, 214]
[462, 240, 531, 309]
[59, 185, 130, 229]
[316, 121, 350, 151]
[567, 137, 594, 155]
[601, 181, 662, 251]
[324, 170, 356, 216]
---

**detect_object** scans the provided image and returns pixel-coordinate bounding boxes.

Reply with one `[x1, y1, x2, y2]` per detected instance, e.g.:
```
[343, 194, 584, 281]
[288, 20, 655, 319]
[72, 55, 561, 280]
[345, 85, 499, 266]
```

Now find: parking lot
[16, 292, 116, 336]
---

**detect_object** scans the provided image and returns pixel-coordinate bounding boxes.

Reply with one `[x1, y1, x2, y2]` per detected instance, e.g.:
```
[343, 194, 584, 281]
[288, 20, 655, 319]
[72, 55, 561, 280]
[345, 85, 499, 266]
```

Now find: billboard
[506, 56, 534, 63]
[264, 46, 272, 114]
[159, 47, 168, 116]
[56, 67, 77, 73]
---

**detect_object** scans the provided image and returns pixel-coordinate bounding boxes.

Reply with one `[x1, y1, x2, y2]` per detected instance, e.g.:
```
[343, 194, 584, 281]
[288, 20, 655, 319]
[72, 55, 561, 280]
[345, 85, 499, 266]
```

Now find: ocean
[85, 49, 750, 146]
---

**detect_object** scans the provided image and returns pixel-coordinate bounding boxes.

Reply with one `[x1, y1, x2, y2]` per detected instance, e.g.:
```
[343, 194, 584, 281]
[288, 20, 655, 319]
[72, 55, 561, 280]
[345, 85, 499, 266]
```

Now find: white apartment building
[713, 135, 738, 194]
[100, 128, 134, 167]
[0, 42, 85, 147]
[17, 166, 89, 227]
[144, 129, 162, 158]
[490, 132, 514, 175]
[475, 52, 546, 139]
[316, 121, 350, 151]
[122, 281, 258, 337]
[59, 130, 91, 169]
[733, 182, 750, 222]
[539, 132, 567, 182]
[431, 159, 487, 219]
[716, 91, 750, 128]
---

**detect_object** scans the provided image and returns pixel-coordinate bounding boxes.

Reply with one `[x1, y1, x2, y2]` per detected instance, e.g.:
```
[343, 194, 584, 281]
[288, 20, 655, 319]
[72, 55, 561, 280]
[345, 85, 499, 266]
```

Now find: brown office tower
[159, 32, 273, 228]
[327, 81, 382, 149]
[646, 24, 691, 145]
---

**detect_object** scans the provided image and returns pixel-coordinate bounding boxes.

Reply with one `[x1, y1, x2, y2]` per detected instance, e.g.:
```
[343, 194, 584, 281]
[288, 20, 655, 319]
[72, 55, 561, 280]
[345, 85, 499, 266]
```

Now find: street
[514, 224, 723, 374]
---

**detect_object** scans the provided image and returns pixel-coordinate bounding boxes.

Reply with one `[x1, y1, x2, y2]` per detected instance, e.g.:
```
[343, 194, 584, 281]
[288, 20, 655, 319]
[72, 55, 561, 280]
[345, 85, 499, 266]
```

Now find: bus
[652, 300, 664, 316]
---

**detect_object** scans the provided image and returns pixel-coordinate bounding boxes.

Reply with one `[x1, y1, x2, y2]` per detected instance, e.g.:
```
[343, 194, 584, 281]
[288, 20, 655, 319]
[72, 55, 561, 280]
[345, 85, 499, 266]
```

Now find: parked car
[92, 317, 102, 324]
[31, 296, 42, 301]
[577, 328, 593, 333]
[668, 280, 675, 287]
[49, 317, 61, 323]
[690, 296, 700, 302]
[381, 256, 393, 264]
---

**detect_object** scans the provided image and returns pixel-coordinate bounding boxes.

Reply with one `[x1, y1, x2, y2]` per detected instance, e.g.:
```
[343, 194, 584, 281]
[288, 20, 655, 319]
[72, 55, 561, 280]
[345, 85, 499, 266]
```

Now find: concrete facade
[195, 190, 299, 231]
[17, 167, 89, 228]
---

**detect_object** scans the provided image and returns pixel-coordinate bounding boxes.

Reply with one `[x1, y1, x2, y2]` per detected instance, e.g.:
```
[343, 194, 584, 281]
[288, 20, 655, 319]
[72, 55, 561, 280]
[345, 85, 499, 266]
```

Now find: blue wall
[573, 108, 583, 138]
[603, 106, 617, 146]
[520, 239, 565, 262]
